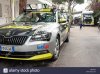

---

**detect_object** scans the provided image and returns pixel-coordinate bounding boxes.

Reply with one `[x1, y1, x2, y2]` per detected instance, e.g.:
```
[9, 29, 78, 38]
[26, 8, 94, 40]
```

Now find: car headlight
[30, 31, 52, 41]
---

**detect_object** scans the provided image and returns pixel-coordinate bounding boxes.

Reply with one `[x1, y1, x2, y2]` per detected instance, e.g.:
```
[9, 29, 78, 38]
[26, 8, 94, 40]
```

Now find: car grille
[0, 35, 28, 45]
[0, 51, 35, 58]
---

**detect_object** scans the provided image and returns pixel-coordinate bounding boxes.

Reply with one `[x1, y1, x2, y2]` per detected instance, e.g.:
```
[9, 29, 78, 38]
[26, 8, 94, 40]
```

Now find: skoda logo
[6, 30, 11, 36]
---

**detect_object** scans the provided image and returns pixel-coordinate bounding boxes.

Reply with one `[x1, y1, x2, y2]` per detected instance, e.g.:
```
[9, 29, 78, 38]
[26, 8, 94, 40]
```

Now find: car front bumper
[0, 53, 53, 60]
[0, 41, 55, 60]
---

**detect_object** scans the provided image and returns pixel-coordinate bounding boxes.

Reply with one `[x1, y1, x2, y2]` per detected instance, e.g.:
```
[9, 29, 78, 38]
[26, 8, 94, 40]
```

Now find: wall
[0, 0, 19, 25]
[19, 0, 26, 14]
[14, 0, 19, 18]
[0, 0, 12, 25]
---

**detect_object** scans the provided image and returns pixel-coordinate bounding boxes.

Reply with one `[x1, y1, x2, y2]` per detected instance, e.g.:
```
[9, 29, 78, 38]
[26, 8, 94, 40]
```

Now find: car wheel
[65, 32, 70, 42]
[65, 36, 69, 42]
[51, 37, 60, 61]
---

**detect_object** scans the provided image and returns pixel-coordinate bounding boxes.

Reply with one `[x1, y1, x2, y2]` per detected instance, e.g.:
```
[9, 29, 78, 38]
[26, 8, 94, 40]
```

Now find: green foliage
[75, 0, 84, 4]
[52, 0, 84, 4]
[53, 0, 66, 4]
[52, 0, 84, 25]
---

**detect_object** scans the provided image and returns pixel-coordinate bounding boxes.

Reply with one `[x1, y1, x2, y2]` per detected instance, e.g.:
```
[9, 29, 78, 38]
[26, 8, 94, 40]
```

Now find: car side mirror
[67, 19, 69, 22]
[59, 19, 66, 23]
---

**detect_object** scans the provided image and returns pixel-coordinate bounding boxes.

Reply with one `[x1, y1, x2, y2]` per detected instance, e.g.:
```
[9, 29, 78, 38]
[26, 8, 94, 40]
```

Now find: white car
[0, 8, 70, 61]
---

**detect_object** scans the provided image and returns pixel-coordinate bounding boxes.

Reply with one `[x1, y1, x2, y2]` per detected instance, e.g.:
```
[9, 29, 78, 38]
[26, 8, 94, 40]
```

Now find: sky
[74, 0, 91, 12]
[74, 4, 86, 11]
[73, 0, 91, 17]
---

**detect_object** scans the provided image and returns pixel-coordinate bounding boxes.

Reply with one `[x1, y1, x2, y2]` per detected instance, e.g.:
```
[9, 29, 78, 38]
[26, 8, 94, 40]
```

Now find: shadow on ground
[0, 59, 53, 67]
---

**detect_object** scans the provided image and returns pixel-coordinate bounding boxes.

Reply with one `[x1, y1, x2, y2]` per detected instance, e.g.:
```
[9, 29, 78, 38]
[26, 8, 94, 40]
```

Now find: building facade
[0, 0, 19, 25]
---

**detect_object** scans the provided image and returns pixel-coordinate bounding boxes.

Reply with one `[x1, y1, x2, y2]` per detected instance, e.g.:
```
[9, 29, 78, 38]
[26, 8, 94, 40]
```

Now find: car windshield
[14, 12, 56, 23]
[83, 14, 93, 23]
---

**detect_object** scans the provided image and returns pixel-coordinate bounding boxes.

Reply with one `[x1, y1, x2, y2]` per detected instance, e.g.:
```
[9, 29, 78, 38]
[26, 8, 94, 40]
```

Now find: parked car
[97, 17, 100, 30]
[0, 8, 70, 61]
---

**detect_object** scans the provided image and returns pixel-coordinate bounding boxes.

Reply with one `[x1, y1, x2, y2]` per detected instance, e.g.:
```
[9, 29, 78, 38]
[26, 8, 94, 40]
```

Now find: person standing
[79, 19, 83, 29]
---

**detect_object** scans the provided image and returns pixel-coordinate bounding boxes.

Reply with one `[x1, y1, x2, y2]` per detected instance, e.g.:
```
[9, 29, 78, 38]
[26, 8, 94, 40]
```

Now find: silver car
[0, 8, 70, 61]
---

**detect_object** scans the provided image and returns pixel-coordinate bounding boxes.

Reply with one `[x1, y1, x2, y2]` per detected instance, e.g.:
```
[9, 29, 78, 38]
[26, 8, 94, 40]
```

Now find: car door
[58, 12, 68, 42]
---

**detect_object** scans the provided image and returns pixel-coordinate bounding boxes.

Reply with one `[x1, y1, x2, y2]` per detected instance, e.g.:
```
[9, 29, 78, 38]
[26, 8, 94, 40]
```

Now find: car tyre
[65, 36, 69, 42]
[51, 37, 60, 61]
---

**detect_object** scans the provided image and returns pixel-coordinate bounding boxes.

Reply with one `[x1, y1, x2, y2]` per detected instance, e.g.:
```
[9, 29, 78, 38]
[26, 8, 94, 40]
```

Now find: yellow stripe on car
[66, 27, 68, 32]
[32, 12, 51, 14]
[40, 9, 51, 12]
[0, 25, 32, 29]
[91, 22, 94, 25]
[31, 9, 52, 13]
[0, 53, 53, 61]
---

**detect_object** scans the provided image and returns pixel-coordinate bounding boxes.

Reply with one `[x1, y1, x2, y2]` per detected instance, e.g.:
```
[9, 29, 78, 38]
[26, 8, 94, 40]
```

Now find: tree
[53, 0, 84, 25]
[19, 0, 27, 14]
[89, 0, 100, 25]
[53, 0, 83, 12]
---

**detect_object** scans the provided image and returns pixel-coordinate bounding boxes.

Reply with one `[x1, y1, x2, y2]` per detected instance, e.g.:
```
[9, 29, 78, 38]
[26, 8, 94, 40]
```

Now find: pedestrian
[80, 23, 83, 29]
[79, 19, 83, 29]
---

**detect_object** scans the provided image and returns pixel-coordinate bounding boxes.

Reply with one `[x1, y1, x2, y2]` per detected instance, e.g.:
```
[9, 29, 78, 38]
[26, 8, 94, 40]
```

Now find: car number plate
[0, 46, 14, 52]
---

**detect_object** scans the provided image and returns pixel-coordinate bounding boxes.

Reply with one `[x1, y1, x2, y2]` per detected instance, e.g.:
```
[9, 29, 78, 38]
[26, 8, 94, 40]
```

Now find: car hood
[0, 22, 58, 37]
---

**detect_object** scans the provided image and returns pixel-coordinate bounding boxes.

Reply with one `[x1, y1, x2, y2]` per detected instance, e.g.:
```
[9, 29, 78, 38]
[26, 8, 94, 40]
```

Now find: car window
[58, 12, 66, 20]
[14, 12, 56, 23]
[14, 12, 39, 22]
[39, 13, 56, 22]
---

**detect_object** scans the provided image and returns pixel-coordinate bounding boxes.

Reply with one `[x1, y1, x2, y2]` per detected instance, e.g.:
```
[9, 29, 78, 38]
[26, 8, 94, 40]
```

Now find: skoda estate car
[0, 8, 70, 61]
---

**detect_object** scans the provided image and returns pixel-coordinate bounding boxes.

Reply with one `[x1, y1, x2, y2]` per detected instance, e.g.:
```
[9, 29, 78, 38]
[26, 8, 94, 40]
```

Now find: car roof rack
[23, 4, 58, 14]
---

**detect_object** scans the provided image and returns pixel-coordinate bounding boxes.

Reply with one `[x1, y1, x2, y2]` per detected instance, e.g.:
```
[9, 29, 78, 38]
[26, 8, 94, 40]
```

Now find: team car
[0, 8, 70, 61]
